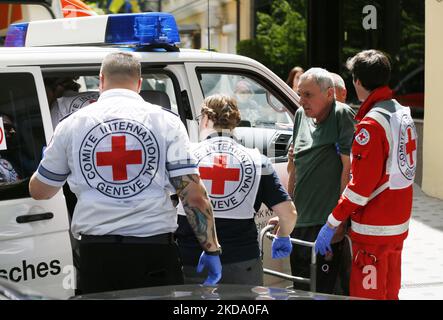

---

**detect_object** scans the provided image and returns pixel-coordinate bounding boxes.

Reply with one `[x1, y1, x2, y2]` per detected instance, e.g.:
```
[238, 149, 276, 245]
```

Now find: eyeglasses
[195, 114, 203, 122]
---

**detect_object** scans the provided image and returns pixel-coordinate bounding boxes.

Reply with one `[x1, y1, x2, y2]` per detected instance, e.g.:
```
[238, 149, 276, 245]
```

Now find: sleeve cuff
[327, 213, 342, 228]
[35, 172, 66, 187]
[168, 166, 199, 178]
[36, 165, 69, 187]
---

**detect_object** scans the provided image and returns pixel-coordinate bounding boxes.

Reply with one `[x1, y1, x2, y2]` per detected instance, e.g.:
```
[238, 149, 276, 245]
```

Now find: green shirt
[292, 101, 356, 227]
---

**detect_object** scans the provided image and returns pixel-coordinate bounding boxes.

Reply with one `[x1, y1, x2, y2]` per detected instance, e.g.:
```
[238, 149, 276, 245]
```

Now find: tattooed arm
[170, 174, 220, 253]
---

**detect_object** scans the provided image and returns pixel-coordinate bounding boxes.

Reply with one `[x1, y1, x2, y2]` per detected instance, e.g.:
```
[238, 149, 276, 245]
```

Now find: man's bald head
[330, 72, 347, 103]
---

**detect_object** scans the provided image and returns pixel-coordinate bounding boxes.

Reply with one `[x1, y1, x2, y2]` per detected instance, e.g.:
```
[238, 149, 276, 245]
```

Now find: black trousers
[290, 225, 345, 294]
[78, 234, 184, 295]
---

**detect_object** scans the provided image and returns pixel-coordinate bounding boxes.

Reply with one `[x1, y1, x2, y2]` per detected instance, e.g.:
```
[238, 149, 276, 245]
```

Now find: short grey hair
[299, 68, 334, 92]
[100, 52, 141, 82]
[330, 72, 346, 90]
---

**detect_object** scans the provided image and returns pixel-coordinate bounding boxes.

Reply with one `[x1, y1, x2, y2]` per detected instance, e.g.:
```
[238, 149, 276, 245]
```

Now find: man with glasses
[283, 68, 356, 294]
[233, 79, 260, 126]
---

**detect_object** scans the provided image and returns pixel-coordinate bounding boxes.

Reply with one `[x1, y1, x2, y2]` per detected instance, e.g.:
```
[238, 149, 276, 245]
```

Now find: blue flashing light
[105, 13, 180, 47]
[4, 23, 29, 47]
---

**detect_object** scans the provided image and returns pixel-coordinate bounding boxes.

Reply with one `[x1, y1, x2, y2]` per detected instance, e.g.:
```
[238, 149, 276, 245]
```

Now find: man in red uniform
[315, 50, 418, 299]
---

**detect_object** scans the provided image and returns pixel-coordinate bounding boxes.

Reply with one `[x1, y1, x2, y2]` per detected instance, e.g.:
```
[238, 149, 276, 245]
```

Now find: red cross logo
[96, 135, 142, 181]
[199, 155, 240, 195]
[406, 127, 416, 166]
[357, 131, 367, 141]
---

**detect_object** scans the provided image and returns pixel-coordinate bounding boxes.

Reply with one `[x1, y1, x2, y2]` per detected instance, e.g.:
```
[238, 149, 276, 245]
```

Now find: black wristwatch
[205, 247, 222, 256]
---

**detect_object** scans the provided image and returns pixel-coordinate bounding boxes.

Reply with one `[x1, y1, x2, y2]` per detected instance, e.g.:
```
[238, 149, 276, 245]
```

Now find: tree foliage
[237, 0, 306, 80]
[398, 3, 424, 74]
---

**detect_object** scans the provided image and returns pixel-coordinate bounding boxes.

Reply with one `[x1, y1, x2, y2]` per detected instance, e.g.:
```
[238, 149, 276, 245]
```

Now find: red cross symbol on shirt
[96, 135, 142, 181]
[357, 131, 367, 142]
[199, 155, 240, 195]
[406, 127, 417, 166]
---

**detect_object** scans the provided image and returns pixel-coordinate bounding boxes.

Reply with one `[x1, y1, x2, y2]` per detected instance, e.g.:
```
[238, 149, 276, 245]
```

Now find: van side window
[78, 73, 179, 115]
[0, 73, 46, 200]
[141, 73, 179, 114]
[198, 72, 293, 131]
[197, 71, 294, 160]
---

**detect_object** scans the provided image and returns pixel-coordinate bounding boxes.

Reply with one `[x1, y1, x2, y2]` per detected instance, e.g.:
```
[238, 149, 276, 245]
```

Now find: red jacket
[328, 101, 415, 245]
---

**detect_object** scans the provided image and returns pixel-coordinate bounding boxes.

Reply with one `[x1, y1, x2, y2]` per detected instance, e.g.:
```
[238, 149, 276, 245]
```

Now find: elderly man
[284, 68, 356, 294]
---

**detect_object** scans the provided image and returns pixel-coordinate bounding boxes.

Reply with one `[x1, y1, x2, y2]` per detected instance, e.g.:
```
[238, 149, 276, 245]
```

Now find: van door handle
[16, 212, 54, 224]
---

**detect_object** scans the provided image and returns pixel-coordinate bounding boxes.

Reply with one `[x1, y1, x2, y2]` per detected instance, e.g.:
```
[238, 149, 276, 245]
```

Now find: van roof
[0, 47, 258, 67]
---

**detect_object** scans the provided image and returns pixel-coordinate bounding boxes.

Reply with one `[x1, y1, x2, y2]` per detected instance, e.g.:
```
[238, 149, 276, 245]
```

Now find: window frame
[41, 64, 188, 126]
[195, 67, 299, 120]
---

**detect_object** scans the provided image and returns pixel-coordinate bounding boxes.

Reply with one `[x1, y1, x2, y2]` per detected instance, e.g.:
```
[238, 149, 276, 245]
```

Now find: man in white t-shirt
[50, 90, 99, 128]
[44, 77, 99, 128]
[29, 52, 222, 294]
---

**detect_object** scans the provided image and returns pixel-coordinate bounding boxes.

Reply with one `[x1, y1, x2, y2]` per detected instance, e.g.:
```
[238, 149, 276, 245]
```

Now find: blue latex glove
[197, 251, 222, 286]
[315, 224, 336, 256]
[271, 236, 292, 259]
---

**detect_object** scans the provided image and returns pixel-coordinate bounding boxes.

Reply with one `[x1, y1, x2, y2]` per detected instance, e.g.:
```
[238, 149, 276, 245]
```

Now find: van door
[0, 67, 74, 299]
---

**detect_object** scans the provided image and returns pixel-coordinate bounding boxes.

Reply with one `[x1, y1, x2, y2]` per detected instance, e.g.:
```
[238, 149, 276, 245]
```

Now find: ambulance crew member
[175, 94, 297, 285]
[315, 50, 417, 300]
[44, 77, 99, 128]
[29, 52, 222, 294]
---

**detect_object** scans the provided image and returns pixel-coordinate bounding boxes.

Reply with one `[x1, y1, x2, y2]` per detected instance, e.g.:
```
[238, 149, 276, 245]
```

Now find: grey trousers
[182, 257, 264, 286]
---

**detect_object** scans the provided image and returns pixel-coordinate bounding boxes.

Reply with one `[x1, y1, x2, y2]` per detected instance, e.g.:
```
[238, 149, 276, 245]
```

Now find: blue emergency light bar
[105, 13, 180, 46]
[4, 12, 181, 49]
[4, 23, 29, 47]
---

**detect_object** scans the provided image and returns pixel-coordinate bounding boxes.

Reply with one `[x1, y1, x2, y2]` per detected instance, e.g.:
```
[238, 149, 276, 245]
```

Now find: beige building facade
[423, 0, 443, 199]
[162, 0, 252, 53]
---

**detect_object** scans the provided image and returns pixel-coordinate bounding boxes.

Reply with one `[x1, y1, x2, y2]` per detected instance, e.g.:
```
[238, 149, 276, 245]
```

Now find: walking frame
[259, 225, 317, 292]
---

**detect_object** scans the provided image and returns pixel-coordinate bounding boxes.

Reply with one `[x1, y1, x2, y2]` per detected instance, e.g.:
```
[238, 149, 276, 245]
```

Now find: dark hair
[286, 66, 304, 86]
[44, 77, 81, 92]
[346, 50, 391, 91]
[201, 94, 241, 130]
[0, 112, 13, 121]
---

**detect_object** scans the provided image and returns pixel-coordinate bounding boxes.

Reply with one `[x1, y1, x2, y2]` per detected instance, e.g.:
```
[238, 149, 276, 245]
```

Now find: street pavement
[399, 184, 443, 300]
[266, 183, 443, 300]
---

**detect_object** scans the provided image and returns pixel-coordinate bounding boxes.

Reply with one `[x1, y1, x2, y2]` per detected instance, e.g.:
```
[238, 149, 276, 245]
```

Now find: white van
[0, 12, 299, 299]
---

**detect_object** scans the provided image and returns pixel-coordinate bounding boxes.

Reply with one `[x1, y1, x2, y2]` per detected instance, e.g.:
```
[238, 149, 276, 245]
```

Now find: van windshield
[198, 72, 293, 131]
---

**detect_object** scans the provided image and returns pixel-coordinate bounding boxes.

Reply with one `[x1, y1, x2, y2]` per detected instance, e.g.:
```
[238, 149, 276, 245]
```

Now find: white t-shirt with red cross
[50, 90, 99, 128]
[37, 89, 198, 238]
[177, 135, 262, 219]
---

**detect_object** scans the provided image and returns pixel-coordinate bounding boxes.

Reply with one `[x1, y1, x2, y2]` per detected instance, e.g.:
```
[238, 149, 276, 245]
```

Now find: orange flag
[61, 0, 97, 18]
[0, 4, 23, 30]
